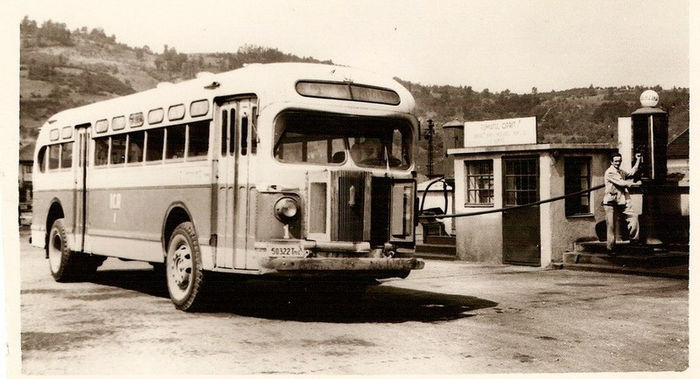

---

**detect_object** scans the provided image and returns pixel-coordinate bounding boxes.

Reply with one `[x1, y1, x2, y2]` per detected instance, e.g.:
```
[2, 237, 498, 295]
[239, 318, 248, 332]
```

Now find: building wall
[539, 154, 553, 266]
[547, 153, 610, 262]
[453, 154, 503, 263]
[453, 148, 612, 266]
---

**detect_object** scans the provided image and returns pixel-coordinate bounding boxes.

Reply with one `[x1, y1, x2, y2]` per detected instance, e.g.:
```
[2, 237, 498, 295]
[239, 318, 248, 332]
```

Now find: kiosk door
[502, 157, 540, 266]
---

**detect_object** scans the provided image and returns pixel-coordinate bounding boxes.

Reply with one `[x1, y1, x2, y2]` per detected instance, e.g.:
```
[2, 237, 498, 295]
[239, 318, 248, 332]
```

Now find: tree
[592, 101, 632, 123]
[37, 19, 72, 46]
[20, 16, 38, 34]
[89, 27, 107, 41]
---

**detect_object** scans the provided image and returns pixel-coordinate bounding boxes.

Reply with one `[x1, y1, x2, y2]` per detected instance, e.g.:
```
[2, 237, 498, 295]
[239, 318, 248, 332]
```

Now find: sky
[12, 0, 690, 93]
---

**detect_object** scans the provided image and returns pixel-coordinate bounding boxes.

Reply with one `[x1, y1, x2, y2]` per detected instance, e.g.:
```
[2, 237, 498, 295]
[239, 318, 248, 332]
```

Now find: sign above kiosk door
[464, 116, 537, 147]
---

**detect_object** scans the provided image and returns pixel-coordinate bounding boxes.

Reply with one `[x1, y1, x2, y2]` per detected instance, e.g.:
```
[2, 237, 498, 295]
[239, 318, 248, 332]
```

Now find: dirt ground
[15, 232, 689, 375]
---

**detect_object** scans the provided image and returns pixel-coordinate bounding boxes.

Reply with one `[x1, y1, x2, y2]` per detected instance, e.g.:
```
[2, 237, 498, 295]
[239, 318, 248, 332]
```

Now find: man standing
[603, 152, 642, 252]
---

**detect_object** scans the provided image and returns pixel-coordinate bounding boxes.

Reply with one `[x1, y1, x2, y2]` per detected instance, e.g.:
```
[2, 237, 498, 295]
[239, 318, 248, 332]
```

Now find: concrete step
[573, 241, 661, 255]
[562, 249, 688, 279]
[563, 250, 688, 267]
[423, 235, 456, 246]
[415, 243, 457, 260]
[560, 261, 688, 279]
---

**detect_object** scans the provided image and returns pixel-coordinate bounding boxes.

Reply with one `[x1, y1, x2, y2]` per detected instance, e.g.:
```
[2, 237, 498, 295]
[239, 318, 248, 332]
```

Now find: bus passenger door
[215, 98, 257, 269]
[74, 124, 90, 252]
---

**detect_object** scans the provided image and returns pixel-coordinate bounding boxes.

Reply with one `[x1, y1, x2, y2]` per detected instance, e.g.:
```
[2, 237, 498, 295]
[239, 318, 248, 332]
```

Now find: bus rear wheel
[48, 218, 98, 282]
[166, 222, 205, 311]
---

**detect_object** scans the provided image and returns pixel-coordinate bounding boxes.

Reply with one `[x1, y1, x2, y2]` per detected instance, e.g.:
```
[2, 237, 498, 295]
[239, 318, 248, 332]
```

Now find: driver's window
[390, 129, 406, 167]
[350, 137, 385, 166]
[306, 140, 327, 164]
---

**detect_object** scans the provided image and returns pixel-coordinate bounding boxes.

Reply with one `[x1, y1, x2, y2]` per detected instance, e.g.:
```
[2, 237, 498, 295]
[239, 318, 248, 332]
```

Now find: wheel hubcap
[169, 242, 192, 290]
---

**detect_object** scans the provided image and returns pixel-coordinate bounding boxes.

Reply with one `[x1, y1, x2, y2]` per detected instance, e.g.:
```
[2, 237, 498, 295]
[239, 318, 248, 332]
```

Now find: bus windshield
[274, 111, 412, 169]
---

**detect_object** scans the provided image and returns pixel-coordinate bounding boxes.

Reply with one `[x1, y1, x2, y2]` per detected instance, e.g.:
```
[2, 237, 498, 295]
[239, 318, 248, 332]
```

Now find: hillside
[19, 17, 689, 178]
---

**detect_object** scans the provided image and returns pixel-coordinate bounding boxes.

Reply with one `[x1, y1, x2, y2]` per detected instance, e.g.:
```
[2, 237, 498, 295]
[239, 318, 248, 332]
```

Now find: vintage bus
[31, 62, 424, 310]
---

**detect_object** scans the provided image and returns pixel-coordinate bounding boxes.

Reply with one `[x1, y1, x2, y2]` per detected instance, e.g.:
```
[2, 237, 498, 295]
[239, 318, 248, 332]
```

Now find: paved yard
[16, 233, 689, 375]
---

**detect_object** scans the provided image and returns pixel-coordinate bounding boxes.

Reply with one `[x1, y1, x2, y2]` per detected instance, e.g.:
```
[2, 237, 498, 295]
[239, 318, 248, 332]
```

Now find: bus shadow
[92, 269, 498, 323]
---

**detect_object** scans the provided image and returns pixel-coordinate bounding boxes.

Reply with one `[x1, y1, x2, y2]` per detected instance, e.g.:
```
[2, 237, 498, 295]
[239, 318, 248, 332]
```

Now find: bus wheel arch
[162, 203, 194, 258]
[45, 199, 65, 252]
[48, 218, 98, 282]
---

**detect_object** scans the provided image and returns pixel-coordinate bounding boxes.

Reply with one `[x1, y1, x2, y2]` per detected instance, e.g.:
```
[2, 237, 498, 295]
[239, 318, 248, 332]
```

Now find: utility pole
[425, 119, 435, 178]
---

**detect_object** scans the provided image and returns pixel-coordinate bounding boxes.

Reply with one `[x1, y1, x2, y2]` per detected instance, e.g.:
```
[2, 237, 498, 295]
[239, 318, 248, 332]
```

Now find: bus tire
[48, 218, 98, 282]
[166, 222, 204, 311]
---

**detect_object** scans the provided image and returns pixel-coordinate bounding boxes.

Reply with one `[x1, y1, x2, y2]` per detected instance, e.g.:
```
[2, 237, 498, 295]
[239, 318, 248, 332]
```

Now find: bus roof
[37, 63, 416, 142]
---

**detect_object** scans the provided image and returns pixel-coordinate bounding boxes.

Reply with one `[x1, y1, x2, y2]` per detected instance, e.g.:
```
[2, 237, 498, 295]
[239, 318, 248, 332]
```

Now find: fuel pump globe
[640, 89, 659, 107]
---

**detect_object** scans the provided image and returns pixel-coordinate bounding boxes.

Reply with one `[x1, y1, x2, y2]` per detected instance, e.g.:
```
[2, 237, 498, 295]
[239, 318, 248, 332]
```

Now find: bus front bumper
[259, 257, 425, 272]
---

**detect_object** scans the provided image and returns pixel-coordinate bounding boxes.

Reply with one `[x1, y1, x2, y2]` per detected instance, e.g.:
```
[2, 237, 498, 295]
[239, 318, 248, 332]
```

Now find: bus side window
[48, 144, 59, 170]
[166, 125, 186, 159]
[110, 134, 127, 165]
[128, 131, 144, 163]
[251, 106, 257, 155]
[241, 114, 248, 156]
[61, 142, 73, 168]
[37, 146, 47, 173]
[146, 128, 165, 162]
[229, 109, 236, 154]
[188, 121, 209, 158]
[221, 109, 228, 155]
[94, 137, 109, 166]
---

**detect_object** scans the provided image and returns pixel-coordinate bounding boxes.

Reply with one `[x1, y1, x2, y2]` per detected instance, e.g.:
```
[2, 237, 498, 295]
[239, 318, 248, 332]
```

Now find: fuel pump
[619, 90, 686, 246]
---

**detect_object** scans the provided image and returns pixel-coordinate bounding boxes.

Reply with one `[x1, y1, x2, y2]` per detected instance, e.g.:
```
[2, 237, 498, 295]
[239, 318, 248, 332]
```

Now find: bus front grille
[332, 171, 370, 241]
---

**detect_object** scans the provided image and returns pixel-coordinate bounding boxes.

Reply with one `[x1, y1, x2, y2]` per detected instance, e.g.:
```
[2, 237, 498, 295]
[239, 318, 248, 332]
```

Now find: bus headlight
[274, 197, 299, 222]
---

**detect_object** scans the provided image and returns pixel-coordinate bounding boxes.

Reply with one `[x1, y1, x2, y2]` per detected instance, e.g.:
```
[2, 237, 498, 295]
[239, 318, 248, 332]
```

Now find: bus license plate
[267, 245, 306, 257]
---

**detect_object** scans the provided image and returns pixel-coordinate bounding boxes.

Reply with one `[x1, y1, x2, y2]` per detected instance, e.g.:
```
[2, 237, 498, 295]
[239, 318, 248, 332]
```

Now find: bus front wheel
[48, 218, 98, 282]
[166, 222, 205, 311]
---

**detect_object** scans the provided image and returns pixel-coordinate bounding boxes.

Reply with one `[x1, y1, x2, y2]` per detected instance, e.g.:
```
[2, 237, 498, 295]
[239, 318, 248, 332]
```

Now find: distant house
[19, 142, 34, 209]
[667, 128, 689, 215]
[667, 128, 689, 179]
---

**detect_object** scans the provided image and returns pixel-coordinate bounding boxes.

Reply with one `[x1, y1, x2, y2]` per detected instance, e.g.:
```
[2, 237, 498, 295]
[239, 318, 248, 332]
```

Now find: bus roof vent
[157, 82, 173, 89]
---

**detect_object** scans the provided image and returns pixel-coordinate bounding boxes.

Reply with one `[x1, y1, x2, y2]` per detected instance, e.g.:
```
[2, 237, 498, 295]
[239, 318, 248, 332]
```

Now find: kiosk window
[564, 157, 591, 216]
[465, 160, 493, 205]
